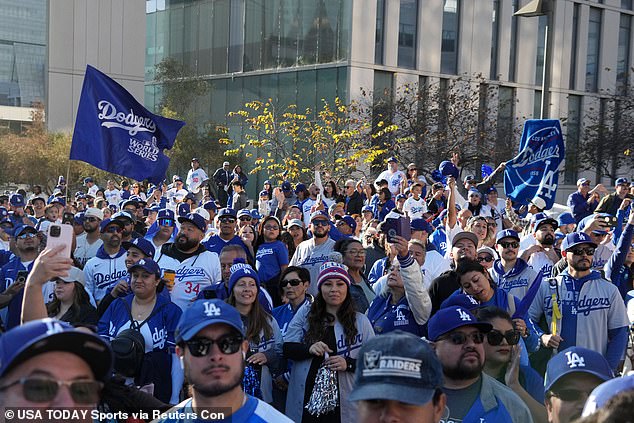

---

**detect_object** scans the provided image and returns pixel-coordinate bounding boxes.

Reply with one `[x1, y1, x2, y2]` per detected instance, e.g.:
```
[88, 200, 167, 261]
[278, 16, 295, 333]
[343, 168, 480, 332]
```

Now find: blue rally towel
[504, 119, 565, 209]
[481, 164, 494, 179]
[70, 65, 185, 184]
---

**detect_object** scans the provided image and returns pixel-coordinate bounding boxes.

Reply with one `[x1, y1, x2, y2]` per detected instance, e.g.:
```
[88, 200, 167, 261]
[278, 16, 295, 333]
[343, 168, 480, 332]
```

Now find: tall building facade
[145, 0, 634, 201]
[0, 0, 146, 133]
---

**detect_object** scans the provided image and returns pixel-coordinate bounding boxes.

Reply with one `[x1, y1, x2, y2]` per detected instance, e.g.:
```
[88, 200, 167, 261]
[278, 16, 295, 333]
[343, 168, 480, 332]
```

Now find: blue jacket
[567, 191, 597, 223]
[0, 257, 32, 330]
[490, 258, 540, 300]
[605, 222, 633, 300]
[367, 293, 426, 336]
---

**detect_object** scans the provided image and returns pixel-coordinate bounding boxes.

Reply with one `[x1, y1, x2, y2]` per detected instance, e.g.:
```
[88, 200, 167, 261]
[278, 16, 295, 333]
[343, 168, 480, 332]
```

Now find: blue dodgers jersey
[367, 294, 426, 337]
[255, 241, 289, 283]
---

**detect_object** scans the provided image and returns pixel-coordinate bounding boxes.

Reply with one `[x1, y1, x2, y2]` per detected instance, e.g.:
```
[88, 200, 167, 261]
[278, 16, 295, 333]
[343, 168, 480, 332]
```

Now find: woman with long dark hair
[283, 262, 375, 422]
[255, 216, 289, 307]
[322, 180, 341, 209]
[226, 261, 282, 404]
[376, 187, 395, 221]
[47, 267, 98, 326]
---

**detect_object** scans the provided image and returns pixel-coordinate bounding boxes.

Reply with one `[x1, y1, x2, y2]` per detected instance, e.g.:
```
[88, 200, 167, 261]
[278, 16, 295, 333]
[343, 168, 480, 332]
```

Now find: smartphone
[62, 212, 74, 225]
[15, 270, 29, 285]
[601, 215, 618, 228]
[46, 223, 73, 258]
[383, 215, 411, 243]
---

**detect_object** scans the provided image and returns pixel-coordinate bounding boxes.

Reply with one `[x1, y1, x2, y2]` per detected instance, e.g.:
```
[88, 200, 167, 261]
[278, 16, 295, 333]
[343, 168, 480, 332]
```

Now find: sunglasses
[158, 218, 175, 227]
[16, 232, 37, 239]
[498, 241, 519, 249]
[312, 220, 330, 227]
[184, 334, 244, 356]
[264, 225, 279, 231]
[104, 226, 123, 233]
[0, 377, 102, 404]
[84, 217, 99, 223]
[438, 332, 484, 345]
[550, 388, 593, 402]
[486, 329, 521, 346]
[239, 216, 252, 221]
[281, 278, 304, 288]
[477, 255, 494, 263]
[568, 247, 595, 256]
[219, 217, 236, 224]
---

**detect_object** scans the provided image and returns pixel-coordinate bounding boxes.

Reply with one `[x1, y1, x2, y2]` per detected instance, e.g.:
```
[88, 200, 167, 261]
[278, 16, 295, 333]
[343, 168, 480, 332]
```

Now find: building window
[569, 3, 579, 90]
[375, 0, 385, 64]
[585, 7, 602, 92]
[398, 0, 418, 68]
[617, 13, 631, 93]
[535, 15, 547, 86]
[623, 0, 633, 10]
[490, 0, 500, 80]
[509, 0, 519, 82]
[441, 0, 460, 75]
[565, 95, 581, 184]
[497, 86, 515, 160]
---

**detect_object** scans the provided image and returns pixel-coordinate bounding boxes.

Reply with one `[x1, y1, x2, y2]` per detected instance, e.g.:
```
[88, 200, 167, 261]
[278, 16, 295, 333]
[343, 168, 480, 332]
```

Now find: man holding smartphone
[0, 225, 40, 330]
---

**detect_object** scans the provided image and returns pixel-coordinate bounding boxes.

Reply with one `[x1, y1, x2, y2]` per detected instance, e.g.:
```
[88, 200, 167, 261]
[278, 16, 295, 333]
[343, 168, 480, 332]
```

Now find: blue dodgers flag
[504, 119, 565, 209]
[70, 65, 185, 184]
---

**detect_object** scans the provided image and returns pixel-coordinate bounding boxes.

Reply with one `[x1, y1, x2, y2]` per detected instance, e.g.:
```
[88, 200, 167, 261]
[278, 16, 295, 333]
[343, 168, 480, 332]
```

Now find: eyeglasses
[281, 278, 304, 287]
[219, 217, 236, 224]
[346, 249, 366, 256]
[438, 332, 484, 345]
[312, 220, 330, 227]
[104, 226, 123, 233]
[0, 377, 103, 404]
[569, 247, 595, 256]
[550, 388, 593, 402]
[239, 216, 252, 221]
[16, 232, 37, 239]
[345, 186, 354, 190]
[264, 225, 279, 231]
[335, 221, 349, 227]
[184, 334, 244, 356]
[498, 241, 519, 249]
[84, 217, 99, 223]
[158, 218, 175, 227]
[486, 329, 521, 346]
[477, 255, 494, 263]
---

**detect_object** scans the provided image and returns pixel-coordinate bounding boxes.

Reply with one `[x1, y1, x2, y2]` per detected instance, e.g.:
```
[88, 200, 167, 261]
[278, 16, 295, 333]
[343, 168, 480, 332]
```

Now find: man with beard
[155, 299, 290, 422]
[519, 217, 560, 278]
[490, 229, 540, 299]
[289, 211, 336, 295]
[156, 213, 221, 311]
[529, 233, 629, 372]
[0, 225, 40, 330]
[428, 231, 478, 314]
[203, 208, 251, 260]
[146, 209, 177, 259]
[84, 219, 128, 304]
[428, 305, 532, 422]
[74, 207, 104, 268]
[112, 210, 141, 242]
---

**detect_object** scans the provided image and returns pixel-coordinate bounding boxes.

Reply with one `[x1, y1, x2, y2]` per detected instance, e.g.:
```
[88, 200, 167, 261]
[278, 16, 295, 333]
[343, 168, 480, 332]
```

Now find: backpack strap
[119, 297, 168, 331]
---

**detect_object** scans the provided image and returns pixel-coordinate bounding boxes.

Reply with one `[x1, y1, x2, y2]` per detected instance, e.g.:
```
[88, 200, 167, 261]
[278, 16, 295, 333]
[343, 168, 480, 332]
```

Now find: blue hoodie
[605, 222, 633, 300]
[0, 257, 33, 330]
[490, 258, 540, 300]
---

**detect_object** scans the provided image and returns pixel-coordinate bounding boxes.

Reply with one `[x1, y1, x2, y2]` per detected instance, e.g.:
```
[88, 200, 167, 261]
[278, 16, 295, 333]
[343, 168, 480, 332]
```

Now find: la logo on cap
[565, 351, 585, 368]
[204, 302, 221, 317]
[457, 308, 472, 321]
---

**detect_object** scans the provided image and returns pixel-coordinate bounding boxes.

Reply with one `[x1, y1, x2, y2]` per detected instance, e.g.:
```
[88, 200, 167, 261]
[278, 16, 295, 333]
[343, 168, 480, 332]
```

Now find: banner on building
[504, 119, 565, 209]
[70, 65, 185, 184]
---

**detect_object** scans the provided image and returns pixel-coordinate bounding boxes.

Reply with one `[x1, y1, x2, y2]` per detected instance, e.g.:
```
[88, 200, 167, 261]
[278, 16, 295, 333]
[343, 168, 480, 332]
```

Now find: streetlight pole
[515, 0, 553, 119]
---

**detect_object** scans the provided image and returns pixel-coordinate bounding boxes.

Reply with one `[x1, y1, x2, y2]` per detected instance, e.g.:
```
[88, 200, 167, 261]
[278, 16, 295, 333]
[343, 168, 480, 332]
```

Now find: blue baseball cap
[561, 232, 598, 251]
[259, 190, 269, 197]
[335, 215, 356, 231]
[9, 193, 25, 208]
[157, 209, 175, 220]
[73, 212, 85, 225]
[228, 262, 260, 293]
[427, 306, 492, 341]
[582, 375, 634, 417]
[178, 213, 207, 232]
[411, 218, 433, 233]
[349, 331, 443, 406]
[12, 224, 37, 238]
[250, 209, 261, 220]
[387, 156, 398, 163]
[128, 258, 161, 278]
[202, 201, 217, 212]
[544, 346, 613, 393]
[310, 210, 329, 222]
[177, 203, 191, 217]
[467, 188, 481, 197]
[361, 205, 373, 215]
[395, 194, 407, 201]
[496, 229, 520, 243]
[439, 160, 459, 179]
[217, 208, 237, 218]
[0, 319, 112, 381]
[237, 208, 252, 218]
[112, 210, 135, 223]
[99, 218, 124, 233]
[557, 212, 576, 226]
[440, 293, 480, 310]
[123, 237, 156, 258]
[175, 299, 245, 343]
[486, 186, 498, 194]
[615, 177, 629, 186]
[295, 183, 307, 193]
[281, 181, 292, 191]
[121, 199, 139, 210]
[50, 196, 66, 206]
[533, 217, 558, 233]
[83, 177, 93, 185]
[530, 212, 547, 224]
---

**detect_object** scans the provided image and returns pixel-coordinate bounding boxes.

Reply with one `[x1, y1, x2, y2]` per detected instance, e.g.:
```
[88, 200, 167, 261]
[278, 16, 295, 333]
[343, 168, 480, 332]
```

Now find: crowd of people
[0, 154, 633, 423]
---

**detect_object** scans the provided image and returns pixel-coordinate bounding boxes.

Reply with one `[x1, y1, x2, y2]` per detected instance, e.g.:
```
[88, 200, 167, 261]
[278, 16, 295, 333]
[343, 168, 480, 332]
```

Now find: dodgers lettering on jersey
[336, 332, 364, 357]
[94, 269, 128, 290]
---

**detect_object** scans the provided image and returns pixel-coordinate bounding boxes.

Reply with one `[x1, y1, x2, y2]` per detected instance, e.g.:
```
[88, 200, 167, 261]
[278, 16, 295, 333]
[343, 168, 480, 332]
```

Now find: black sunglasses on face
[486, 329, 521, 346]
[568, 247, 595, 256]
[438, 332, 484, 345]
[219, 217, 236, 224]
[312, 220, 329, 227]
[477, 255, 494, 263]
[498, 241, 519, 249]
[0, 377, 103, 404]
[239, 216, 252, 221]
[280, 278, 304, 288]
[158, 218, 175, 227]
[184, 334, 244, 356]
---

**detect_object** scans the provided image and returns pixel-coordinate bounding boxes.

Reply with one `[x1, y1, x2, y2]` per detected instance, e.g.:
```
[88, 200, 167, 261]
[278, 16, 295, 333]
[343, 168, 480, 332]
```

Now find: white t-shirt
[375, 169, 406, 195]
[74, 234, 104, 268]
[186, 168, 208, 193]
[166, 188, 188, 205]
[104, 189, 122, 206]
[403, 196, 427, 219]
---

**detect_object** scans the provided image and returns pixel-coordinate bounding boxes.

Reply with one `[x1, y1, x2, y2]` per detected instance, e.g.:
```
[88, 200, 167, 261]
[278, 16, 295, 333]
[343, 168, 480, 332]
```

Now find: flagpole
[65, 158, 71, 203]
